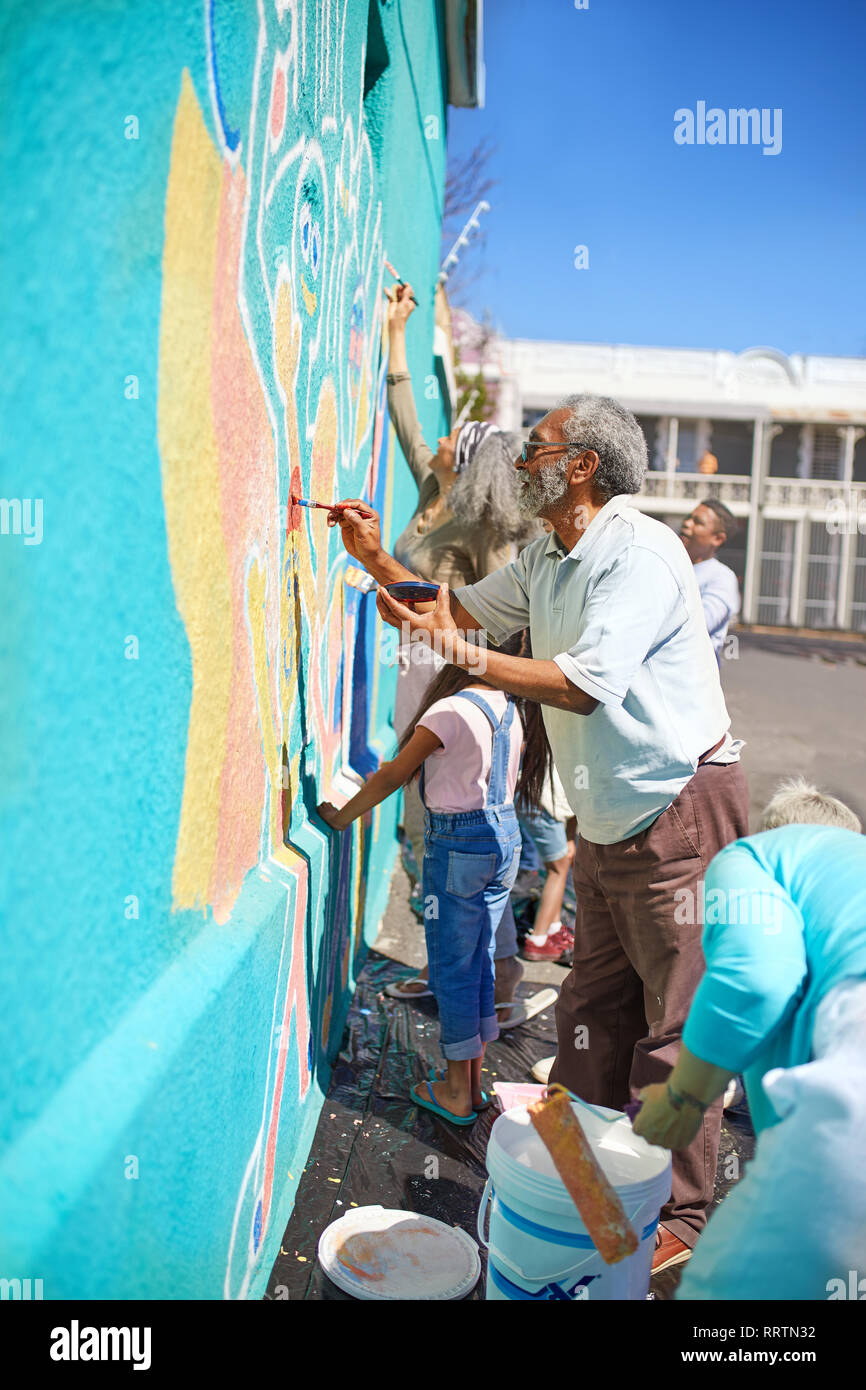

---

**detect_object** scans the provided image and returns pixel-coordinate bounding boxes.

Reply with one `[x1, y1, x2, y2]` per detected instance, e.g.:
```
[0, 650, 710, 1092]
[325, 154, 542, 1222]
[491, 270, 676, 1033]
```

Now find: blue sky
[446, 0, 866, 357]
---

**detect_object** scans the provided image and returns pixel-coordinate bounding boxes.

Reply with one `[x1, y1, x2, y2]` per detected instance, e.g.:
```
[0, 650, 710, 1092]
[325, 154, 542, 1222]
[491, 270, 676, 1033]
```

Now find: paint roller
[528, 1085, 639, 1265]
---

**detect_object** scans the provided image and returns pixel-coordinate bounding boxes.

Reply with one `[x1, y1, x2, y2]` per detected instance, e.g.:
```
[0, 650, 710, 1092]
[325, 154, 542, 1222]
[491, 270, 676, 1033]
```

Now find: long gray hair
[448, 428, 540, 544]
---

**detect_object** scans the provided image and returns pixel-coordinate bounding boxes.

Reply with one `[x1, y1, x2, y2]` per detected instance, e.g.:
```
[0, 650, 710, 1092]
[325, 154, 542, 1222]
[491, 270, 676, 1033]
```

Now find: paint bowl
[384, 581, 440, 604]
[317, 1205, 480, 1300]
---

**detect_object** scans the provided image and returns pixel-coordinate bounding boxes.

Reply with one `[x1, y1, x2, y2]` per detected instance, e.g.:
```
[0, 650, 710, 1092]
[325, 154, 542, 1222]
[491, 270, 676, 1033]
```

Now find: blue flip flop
[429, 1069, 493, 1109]
[411, 1080, 477, 1127]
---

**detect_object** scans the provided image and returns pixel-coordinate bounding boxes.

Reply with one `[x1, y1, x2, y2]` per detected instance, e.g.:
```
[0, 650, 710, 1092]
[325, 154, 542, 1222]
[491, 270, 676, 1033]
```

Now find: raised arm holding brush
[340, 282, 534, 1007]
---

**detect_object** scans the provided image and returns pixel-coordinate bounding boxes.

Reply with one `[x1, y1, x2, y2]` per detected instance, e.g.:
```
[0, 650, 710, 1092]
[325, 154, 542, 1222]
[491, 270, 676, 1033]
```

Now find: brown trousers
[548, 760, 750, 1247]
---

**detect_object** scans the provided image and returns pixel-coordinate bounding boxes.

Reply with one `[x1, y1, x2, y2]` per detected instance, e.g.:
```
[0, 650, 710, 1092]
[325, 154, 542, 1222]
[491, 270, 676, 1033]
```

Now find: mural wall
[0, 0, 449, 1298]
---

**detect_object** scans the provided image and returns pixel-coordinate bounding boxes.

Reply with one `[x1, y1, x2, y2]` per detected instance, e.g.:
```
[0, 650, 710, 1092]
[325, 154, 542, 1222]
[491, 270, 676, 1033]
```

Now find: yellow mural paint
[271, 839, 306, 877]
[300, 275, 317, 317]
[157, 72, 232, 914]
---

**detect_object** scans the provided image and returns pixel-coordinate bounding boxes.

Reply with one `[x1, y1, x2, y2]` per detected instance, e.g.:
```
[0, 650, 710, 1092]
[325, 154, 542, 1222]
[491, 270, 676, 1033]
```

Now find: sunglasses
[520, 440, 588, 463]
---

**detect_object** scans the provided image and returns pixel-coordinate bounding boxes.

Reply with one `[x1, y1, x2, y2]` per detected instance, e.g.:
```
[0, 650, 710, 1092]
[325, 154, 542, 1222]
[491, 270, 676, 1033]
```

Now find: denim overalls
[419, 691, 522, 1060]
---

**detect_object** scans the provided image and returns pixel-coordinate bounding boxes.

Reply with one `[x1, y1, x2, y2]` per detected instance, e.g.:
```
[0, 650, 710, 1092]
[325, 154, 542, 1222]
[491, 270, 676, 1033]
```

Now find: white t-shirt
[417, 689, 523, 813]
[693, 556, 741, 657]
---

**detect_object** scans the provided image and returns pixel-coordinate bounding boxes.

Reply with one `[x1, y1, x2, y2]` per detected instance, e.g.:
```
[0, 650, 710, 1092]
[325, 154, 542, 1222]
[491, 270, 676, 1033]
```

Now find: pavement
[725, 631, 866, 825]
[266, 634, 864, 1301]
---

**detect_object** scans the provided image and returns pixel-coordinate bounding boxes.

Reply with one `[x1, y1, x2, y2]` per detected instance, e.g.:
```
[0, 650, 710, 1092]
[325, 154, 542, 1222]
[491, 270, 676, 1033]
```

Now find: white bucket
[479, 1099, 672, 1301]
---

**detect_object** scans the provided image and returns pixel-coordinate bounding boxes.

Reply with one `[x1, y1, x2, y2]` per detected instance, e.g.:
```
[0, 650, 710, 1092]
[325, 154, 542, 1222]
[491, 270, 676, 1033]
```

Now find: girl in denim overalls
[318, 631, 552, 1125]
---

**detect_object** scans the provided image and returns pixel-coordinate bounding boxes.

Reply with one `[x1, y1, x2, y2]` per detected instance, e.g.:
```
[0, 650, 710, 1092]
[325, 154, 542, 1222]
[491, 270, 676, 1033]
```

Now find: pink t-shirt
[417, 689, 523, 813]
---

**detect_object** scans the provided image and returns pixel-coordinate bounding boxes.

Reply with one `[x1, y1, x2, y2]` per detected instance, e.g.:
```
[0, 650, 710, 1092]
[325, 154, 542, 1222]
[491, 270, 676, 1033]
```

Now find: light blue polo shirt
[453, 495, 734, 844]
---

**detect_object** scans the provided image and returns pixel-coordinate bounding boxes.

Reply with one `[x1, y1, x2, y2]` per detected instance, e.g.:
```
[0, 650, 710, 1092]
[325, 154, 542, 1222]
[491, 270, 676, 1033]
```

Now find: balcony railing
[640, 473, 752, 505]
[639, 472, 866, 512]
[761, 478, 866, 509]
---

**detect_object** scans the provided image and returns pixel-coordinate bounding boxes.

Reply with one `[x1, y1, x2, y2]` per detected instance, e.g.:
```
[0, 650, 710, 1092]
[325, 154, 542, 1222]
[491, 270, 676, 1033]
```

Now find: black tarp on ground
[265, 949, 755, 1301]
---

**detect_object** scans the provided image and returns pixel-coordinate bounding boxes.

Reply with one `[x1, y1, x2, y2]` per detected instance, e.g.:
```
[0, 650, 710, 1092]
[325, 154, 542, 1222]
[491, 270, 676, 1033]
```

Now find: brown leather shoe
[652, 1225, 693, 1274]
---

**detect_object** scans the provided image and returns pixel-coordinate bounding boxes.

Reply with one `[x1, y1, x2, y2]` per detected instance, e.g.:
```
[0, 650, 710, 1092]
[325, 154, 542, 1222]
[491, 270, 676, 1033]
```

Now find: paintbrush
[384, 259, 418, 305]
[291, 496, 349, 511]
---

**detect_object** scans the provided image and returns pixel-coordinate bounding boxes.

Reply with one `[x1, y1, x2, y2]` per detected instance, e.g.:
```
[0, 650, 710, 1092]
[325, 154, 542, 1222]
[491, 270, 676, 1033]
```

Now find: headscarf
[454, 419, 498, 476]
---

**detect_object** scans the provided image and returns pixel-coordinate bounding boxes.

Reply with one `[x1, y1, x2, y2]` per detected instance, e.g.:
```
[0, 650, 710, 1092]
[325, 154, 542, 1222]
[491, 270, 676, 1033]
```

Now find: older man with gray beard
[330, 394, 749, 1274]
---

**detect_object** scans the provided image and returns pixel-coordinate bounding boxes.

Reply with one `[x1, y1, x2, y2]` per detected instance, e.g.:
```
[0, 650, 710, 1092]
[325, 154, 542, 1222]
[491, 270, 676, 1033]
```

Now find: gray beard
[516, 455, 570, 519]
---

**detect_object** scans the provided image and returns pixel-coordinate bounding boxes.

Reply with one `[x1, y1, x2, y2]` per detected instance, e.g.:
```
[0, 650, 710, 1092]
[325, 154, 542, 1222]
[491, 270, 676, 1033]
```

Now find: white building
[466, 325, 866, 633]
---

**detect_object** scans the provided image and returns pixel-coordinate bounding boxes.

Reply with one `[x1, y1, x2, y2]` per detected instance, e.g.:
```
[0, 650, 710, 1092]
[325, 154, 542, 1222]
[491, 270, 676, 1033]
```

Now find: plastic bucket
[478, 1099, 671, 1301]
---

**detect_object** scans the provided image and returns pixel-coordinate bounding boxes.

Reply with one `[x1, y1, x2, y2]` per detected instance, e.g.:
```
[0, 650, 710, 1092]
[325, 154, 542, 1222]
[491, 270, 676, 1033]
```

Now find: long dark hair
[397, 629, 553, 812]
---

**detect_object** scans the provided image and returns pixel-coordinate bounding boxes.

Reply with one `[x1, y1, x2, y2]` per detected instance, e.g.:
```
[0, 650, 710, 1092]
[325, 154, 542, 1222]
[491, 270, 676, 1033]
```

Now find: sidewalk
[265, 860, 755, 1301]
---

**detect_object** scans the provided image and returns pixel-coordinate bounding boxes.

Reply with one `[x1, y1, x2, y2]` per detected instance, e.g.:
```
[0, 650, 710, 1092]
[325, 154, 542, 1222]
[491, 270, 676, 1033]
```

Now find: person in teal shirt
[634, 778, 866, 1298]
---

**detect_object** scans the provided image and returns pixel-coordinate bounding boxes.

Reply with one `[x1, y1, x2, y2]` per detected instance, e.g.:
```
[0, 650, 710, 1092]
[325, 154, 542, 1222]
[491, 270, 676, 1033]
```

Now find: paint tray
[492, 1082, 547, 1112]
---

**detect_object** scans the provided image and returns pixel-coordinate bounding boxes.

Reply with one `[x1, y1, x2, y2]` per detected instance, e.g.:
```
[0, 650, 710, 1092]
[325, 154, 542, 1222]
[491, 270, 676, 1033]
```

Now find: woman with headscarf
[383, 282, 541, 1008]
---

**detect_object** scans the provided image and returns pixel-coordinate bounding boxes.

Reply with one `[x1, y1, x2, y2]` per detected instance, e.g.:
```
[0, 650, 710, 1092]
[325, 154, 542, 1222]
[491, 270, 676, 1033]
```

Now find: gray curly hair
[556, 394, 648, 499]
[448, 428, 541, 543]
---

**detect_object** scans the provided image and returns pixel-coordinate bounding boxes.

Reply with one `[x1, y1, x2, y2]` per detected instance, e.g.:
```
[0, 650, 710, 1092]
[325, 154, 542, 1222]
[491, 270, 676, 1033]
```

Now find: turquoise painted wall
[0, 0, 450, 1299]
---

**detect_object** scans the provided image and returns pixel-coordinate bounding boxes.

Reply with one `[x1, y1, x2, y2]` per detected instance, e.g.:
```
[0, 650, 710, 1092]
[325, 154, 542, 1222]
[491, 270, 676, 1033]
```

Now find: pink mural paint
[269, 59, 287, 144]
[288, 464, 303, 533]
[209, 160, 280, 922]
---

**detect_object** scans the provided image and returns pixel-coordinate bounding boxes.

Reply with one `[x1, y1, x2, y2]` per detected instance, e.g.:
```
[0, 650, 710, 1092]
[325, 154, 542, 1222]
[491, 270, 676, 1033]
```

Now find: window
[809, 427, 844, 482]
[852, 532, 866, 633]
[757, 519, 796, 625]
[707, 420, 753, 476]
[721, 517, 748, 590]
[803, 522, 841, 628]
[676, 419, 699, 472]
[635, 416, 664, 470]
[768, 425, 801, 478]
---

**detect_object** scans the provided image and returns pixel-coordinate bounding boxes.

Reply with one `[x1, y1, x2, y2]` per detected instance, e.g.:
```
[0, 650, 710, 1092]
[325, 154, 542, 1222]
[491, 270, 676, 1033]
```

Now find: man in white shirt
[330, 393, 749, 1273]
[680, 500, 741, 660]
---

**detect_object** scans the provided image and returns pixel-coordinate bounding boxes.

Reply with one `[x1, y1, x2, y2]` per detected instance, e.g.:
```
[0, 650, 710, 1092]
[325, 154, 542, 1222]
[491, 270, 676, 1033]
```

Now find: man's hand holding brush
[328, 499, 448, 622]
[326, 498, 383, 568]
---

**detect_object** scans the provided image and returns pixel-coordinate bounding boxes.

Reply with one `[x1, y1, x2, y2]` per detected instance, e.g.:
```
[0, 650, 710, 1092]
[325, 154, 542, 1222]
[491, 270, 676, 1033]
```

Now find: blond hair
[759, 777, 861, 833]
